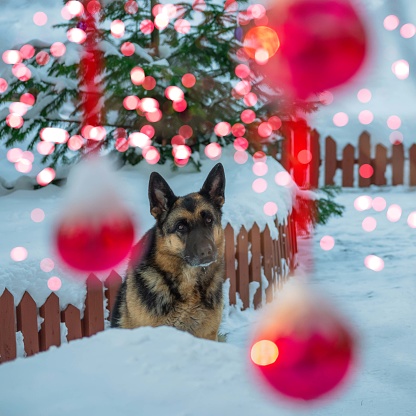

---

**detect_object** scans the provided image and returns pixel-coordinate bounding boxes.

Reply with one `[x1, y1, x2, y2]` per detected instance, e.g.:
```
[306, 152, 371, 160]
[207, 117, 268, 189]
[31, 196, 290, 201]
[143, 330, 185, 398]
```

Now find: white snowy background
[0, 1, 416, 415]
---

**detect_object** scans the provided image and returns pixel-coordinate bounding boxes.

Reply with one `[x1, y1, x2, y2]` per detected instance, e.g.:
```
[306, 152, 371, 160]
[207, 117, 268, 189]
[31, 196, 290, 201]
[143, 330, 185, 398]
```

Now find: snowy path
[0, 187, 415, 415]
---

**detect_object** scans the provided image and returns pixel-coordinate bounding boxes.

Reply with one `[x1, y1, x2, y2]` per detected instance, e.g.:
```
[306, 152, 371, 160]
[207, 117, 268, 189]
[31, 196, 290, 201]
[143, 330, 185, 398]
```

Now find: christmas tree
[0, 0, 318, 170]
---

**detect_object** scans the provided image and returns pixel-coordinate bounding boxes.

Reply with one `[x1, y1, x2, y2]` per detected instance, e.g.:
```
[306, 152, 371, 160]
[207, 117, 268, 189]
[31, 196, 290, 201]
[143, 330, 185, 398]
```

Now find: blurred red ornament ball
[246, 0, 367, 97]
[250, 286, 356, 401]
[56, 214, 135, 272]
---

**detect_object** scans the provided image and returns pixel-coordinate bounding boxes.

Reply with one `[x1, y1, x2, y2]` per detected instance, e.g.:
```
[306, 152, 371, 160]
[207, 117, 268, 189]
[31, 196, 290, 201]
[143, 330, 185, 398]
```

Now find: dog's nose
[198, 243, 213, 258]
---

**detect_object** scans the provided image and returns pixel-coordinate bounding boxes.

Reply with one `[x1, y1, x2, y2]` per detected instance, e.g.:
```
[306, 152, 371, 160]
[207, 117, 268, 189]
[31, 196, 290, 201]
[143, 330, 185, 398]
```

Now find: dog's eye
[205, 217, 212, 224]
[176, 222, 187, 232]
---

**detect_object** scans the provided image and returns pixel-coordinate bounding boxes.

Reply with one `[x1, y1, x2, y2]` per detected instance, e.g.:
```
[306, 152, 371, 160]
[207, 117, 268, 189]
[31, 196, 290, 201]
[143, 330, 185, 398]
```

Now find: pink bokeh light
[320, 235, 335, 251]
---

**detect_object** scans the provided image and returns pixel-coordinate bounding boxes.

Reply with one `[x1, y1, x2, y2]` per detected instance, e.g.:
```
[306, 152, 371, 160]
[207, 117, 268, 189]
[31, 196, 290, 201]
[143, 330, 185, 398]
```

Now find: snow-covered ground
[0, 186, 415, 415]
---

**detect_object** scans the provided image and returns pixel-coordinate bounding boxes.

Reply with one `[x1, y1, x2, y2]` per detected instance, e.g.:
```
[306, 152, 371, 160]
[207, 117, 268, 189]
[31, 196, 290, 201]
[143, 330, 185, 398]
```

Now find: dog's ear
[148, 172, 176, 219]
[200, 163, 225, 208]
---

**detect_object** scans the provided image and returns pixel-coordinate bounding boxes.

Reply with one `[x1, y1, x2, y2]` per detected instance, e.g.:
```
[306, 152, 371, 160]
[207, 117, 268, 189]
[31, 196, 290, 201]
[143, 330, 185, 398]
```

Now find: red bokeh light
[7, 148, 23, 163]
[214, 122, 231, 137]
[258, 122, 273, 138]
[131, 67, 145, 85]
[50, 42, 66, 57]
[40, 127, 69, 143]
[171, 135, 186, 146]
[87, 0, 101, 14]
[37, 167, 56, 186]
[174, 19, 191, 34]
[37, 141, 55, 155]
[205, 143, 222, 160]
[6, 114, 24, 129]
[121, 42, 135, 56]
[115, 138, 129, 152]
[244, 92, 257, 107]
[143, 146, 161, 164]
[179, 125, 193, 139]
[125, 0, 139, 14]
[146, 109, 163, 122]
[232, 123, 246, 137]
[268, 116, 282, 130]
[234, 137, 249, 151]
[111, 19, 125, 38]
[129, 132, 151, 148]
[182, 73, 196, 88]
[10, 102, 29, 116]
[65, 1, 84, 17]
[172, 100, 187, 112]
[154, 14, 169, 30]
[140, 19, 154, 34]
[123, 95, 140, 110]
[359, 164, 373, 178]
[67, 28, 87, 44]
[68, 135, 84, 151]
[3, 50, 22, 65]
[143, 76, 156, 90]
[20, 44, 35, 60]
[235, 64, 251, 79]
[141, 125, 155, 139]
[36, 51, 50, 66]
[241, 109, 256, 124]
[165, 86, 184, 102]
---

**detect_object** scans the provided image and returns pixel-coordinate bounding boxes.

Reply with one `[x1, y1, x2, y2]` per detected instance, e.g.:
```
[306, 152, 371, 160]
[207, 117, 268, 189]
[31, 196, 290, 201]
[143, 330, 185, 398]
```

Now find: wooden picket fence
[270, 129, 416, 188]
[0, 216, 297, 364]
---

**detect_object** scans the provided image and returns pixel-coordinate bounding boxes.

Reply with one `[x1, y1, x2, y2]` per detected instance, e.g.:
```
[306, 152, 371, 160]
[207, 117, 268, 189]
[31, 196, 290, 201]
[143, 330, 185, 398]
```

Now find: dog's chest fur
[119, 259, 224, 340]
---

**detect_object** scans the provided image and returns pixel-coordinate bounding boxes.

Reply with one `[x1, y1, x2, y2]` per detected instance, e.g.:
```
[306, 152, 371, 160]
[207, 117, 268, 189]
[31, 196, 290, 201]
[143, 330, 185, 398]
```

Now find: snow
[1, 186, 415, 415]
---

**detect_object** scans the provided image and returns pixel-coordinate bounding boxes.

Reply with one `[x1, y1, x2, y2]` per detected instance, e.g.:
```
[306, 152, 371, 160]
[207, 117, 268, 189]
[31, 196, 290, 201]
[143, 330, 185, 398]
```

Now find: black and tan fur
[111, 163, 226, 341]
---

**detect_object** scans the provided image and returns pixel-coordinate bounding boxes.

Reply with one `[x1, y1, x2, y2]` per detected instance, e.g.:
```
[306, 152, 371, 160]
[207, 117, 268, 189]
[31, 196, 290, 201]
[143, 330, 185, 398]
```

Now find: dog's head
[149, 163, 225, 267]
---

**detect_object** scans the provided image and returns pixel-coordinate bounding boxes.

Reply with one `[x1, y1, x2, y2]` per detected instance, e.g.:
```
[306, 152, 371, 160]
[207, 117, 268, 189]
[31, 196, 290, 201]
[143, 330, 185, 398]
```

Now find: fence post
[410, 144, 416, 186]
[224, 224, 236, 305]
[358, 132, 371, 187]
[61, 305, 82, 342]
[236, 226, 249, 309]
[310, 129, 320, 188]
[342, 144, 355, 187]
[392, 143, 405, 185]
[39, 293, 61, 352]
[261, 225, 274, 303]
[0, 289, 16, 363]
[374, 144, 387, 186]
[249, 223, 262, 308]
[16, 292, 39, 357]
[104, 270, 122, 320]
[325, 136, 337, 186]
[83, 274, 104, 337]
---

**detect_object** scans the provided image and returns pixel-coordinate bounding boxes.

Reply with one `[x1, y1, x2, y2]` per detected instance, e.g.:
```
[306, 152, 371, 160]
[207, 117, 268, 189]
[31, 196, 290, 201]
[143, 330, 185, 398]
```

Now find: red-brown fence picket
[272, 129, 416, 187]
[0, 217, 297, 364]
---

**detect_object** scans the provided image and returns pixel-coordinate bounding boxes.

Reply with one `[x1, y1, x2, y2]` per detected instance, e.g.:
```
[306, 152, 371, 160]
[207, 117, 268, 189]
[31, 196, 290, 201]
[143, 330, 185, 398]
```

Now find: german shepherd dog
[111, 163, 225, 341]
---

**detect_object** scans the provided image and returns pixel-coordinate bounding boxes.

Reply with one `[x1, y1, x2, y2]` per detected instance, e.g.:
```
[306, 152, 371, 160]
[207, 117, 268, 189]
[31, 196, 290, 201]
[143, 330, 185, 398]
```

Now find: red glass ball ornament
[56, 214, 135, 272]
[54, 158, 136, 273]
[250, 285, 356, 401]
[258, 0, 367, 97]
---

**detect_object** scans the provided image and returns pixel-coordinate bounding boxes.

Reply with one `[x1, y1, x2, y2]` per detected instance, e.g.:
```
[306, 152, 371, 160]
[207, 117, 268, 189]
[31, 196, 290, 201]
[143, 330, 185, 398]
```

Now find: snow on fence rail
[0, 216, 297, 364]
[271, 129, 416, 188]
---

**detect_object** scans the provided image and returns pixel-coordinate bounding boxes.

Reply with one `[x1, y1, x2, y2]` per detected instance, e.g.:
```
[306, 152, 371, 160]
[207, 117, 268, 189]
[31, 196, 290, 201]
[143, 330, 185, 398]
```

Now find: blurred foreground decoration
[250, 283, 356, 401]
[244, 0, 368, 99]
[54, 2, 135, 273]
